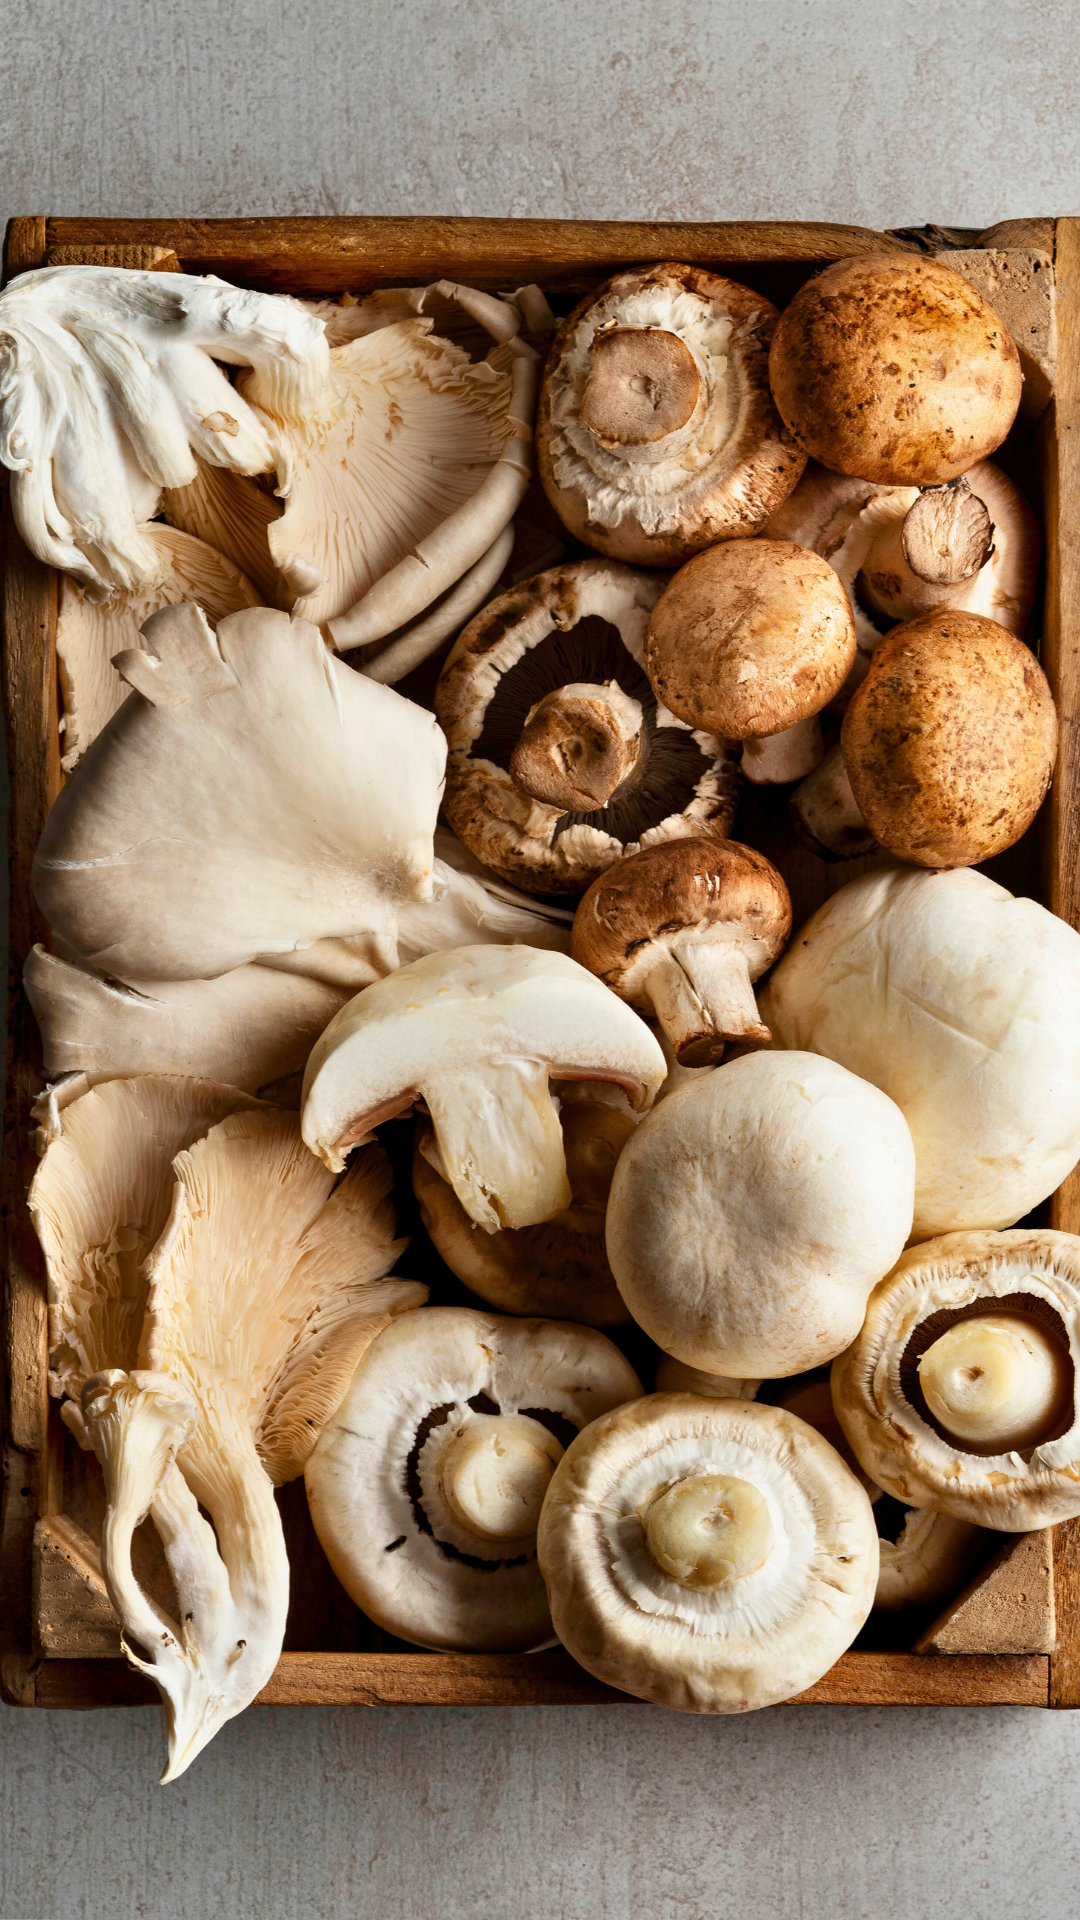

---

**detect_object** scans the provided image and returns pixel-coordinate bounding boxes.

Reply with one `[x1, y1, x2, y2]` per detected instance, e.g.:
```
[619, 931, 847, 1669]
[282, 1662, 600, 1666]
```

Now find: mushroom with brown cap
[644, 540, 857, 786]
[605, 1050, 915, 1378]
[831, 1229, 1080, 1532]
[436, 558, 741, 895]
[768, 253, 1022, 486]
[537, 1394, 878, 1711]
[572, 838, 791, 1066]
[536, 263, 806, 565]
[301, 944, 666, 1233]
[305, 1305, 642, 1652]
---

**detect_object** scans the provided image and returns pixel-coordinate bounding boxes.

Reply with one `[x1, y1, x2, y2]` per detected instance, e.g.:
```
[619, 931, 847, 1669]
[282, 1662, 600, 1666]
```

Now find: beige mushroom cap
[305, 1305, 642, 1652]
[605, 1050, 915, 1378]
[841, 609, 1057, 868]
[537, 263, 805, 567]
[645, 540, 857, 740]
[537, 1393, 878, 1711]
[831, 1229, 1080, 1531]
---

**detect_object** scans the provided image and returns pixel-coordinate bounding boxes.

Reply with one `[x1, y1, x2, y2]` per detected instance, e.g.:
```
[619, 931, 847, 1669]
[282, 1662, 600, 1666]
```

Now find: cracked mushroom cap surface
[831, 1230, 1080, 1531]
[768, 252, 1022, 487]
[605, 1050, 915, 1378]
[645, 539, 857, 740]
[840, 609, 1057, 868]
[436, 558, 741, 895]
[537, 1393, 878, 1711]
[759, 866, 1080, 1239]
[305, 1305, 642, 1652]
[536, 262, 806, 566]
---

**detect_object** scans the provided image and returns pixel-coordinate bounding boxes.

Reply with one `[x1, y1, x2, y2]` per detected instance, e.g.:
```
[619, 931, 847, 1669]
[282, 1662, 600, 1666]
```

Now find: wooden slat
[2, 216, 46, 280]
[914, 1532, 1056, 1656]
[33, 1516, 123, 1657]
[41, 244, 180, 272]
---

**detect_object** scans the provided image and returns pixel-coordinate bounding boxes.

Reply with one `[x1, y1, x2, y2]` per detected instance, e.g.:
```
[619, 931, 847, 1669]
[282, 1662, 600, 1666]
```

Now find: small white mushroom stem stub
[740, 715, 825, 787]
[509, 681, 645, 811]
[424, 1062, 572, 1231]
[918, 1314, 1070, 1453]
[644, 1472, 775, 1588]
[645, 939, 771, 1058]
[439, 1413, 563, 1540]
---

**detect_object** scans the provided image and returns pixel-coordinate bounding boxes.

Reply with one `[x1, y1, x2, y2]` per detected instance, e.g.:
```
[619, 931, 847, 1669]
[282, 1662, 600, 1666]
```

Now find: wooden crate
[1, 213, 1075, 1715]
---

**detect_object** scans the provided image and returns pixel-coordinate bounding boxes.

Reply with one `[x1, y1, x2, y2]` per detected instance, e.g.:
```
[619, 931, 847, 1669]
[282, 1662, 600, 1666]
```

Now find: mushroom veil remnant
[537, 263, 806, 564]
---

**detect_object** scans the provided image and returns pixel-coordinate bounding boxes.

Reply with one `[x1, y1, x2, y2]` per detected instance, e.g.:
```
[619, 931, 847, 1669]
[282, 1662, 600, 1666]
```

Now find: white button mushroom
[759, 866, 1080, 1238]
[537, 1395, 879, 1711]
[605, 1050, 915, 1378]
[305, 1306, 642, 1652]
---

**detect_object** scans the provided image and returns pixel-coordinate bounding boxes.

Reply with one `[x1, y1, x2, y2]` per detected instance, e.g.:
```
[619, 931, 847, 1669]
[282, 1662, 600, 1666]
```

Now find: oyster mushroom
[33, 600, 446, 983]
[571, 838, 791, 1066]
[537, 1394, 878, 1711]
[759, 866, 1080, 1239]
[645, 540, 857, 786]
[831, 1229, 1080, 1531]
[605, 1050, 915, 1378]
[301, 944, 665, 1233]
[768, 253, 1022, 485]
[536, 262, 806, 565]
[436, 558, 741, 895]
[305, 1305, 642, 1652]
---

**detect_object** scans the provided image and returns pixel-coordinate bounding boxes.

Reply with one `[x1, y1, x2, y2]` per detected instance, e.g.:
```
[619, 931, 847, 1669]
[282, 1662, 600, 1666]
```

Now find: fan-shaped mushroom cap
[840, 610, 1057, 868]
[572, 838, 791, 1066]
[302, 944, 665, 1234]
[655, 1359, 761, 1400]
[537, 1393, 878, 1711]
[759, 866, 1080, 1238]
[768, 253, 1022, 486]
[413, 1096, 634, 1326]
[536, 263, 805, 566]
[605, 1050, 915, 1377]
[305, 1305, 642, 1652]
[436, 558, 740, 895]
[645, 540, 857, 741]
[33, 601, 446, 983]
[831, 1229, 1080, 1531]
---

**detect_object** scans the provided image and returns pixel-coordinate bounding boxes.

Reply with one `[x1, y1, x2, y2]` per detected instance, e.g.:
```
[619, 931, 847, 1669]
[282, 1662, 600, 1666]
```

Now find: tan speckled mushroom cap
[768, 253, 1022, 486]
[537, 1393, 878, 1712]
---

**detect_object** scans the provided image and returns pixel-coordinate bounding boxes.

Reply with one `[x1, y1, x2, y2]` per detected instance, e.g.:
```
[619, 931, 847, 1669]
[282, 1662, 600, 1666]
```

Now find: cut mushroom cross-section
[301, 944, 666, 1233]
[305, 1305, 642, 1652]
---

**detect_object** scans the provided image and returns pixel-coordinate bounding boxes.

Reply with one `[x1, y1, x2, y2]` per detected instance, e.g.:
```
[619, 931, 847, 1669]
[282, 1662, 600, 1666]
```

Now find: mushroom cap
[605, 1050, 915, 1377]
[840, 610, 1057, 867]
[831, 1229, 1080, 1531]
[537, 1393, 878, 1711]
[873, 1506, 985, 1612]
[645, 540, 857, 739]
[305, 1305, 642, 1652]
[768, 253, 1022, 486]
[758, 866, 1080, 1238]
[436, 558, 741, 895]
[536, 263, 805, 566]
[654, 1359, 762, 1400]
[571, 837, 791, 1009]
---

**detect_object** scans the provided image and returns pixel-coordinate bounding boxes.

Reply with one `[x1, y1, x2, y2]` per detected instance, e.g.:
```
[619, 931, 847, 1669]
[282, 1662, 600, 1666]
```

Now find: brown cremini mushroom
[536, 263, 805, 566]
[768, 253, 1022, 486]
[572, 838, 791, 1066]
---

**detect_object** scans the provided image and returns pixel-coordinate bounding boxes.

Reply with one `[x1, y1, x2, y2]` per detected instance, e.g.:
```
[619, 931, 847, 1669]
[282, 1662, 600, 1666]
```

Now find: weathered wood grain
[914, 1532, 1056, 1657]
[42, 244, 180, 271]
[33, 1516, 124, 1657]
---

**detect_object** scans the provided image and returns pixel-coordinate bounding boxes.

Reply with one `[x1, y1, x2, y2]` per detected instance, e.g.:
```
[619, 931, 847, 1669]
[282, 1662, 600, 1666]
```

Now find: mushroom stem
[510, 681, 645, 811]
[918, 1313, 1070, 1454]
[740, 715, 825, 787]
[789, 744, 876, 861]
[645, 942, 770, 1067]
[358, 522, 515, 686]
[644, 1472, 774, 1588]
[857, 478, 995, 623]
[439, 1415, 563, 1541]
[581, 327, 702, 449]
[425, 1061, 572, 1233]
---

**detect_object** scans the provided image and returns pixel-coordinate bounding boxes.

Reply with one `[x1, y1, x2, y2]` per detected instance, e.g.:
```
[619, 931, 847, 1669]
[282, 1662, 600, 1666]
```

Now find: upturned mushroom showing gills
[32, 601, 446, 984]
[571, 838, 791, 1066]
[606, 1050, 914, 1378]
[305, 1306, 642, 1652]
[831, 1229, 1080, 1531]
[759, 867, 1080, 1239]
[301, 944, 666, 1233]
[536, 262, 806, 565]
[768, 253, 1022, 486]
[644, 540, 857, 786]
[838, 610, 1057, 868]
[436, 558, 741, 894]
[537, 1395, 878, 1711]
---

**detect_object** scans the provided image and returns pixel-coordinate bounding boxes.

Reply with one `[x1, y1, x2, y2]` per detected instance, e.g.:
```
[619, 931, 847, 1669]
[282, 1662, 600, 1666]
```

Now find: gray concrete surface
[3, 3, 1080, 1916]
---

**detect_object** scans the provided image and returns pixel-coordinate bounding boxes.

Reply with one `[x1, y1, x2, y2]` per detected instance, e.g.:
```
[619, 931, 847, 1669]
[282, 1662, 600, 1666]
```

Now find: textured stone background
[3, 3, 1080, 1916]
